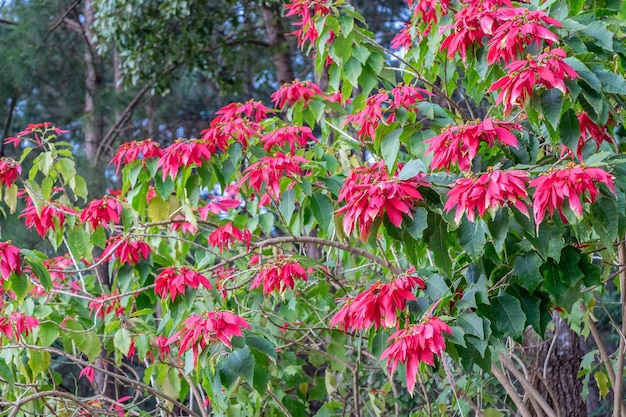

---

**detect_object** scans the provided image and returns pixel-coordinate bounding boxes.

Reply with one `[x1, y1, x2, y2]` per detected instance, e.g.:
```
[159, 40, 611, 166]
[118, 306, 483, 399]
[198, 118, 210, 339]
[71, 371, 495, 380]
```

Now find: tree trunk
[527, 316, 586, 417]
[82, 0, 99, 164]
[261, 2, 295, 86]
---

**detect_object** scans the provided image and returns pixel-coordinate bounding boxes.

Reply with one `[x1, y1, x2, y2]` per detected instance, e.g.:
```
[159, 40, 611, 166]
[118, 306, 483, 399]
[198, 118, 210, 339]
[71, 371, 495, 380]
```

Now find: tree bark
[261, 2, 295, 86]
[527, 317, 586, 417]
[82, 0, 99, 164]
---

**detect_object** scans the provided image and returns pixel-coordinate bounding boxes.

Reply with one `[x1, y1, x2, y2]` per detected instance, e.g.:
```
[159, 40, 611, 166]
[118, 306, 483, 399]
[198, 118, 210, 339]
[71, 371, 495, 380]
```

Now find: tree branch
[616, 240, 626, 417]
[491, 362, 533, 417]
[6, 390, 101, 417]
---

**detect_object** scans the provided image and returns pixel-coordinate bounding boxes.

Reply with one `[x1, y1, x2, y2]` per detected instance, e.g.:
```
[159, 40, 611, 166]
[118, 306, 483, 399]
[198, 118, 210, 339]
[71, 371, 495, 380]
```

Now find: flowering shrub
[0, 0, 626, 416]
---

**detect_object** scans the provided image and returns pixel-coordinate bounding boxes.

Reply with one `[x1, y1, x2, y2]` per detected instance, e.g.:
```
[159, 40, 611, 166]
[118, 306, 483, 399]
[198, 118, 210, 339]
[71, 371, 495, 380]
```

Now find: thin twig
[615, 240, 626, 417]
[491, 362, 533, 417]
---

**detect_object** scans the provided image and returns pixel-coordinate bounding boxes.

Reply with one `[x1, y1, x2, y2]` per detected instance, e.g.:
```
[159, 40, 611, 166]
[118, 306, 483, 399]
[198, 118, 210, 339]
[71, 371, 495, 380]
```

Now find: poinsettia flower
[169, 212, 198, 234]
[0, 242, 21, 280]
[79, 367, 95, 384]
[284, 0, 331, 47]
[260, 125, 317, 153]
[20, 195, 77, 237]
[5, 122, 68, 147]
[440, 3, 499, 60]
[0, 158, 21, 187]
[157, 139, 213, 180]
[80, 196, 122, 230]
[110, 139, 163, 173]
[150, 336, 172, 361]
[200, 117, 261, 150]
[199, 196, 241, 218]
[380, 316, 452, 393]
[410, 0, 450, 35]
[487, 8, 561, 64]
[576, 112, 614, 158]
[424, 118, 521, 172]
[444, 169, 530, 223]
[154, 266, 212, 301]
[44, 255, 74, 285]
[337, 161, 429, 240]
[240, 152, 308, 206]
[390, 85, 431, 110]
[529, 164, 616, 226]
[208, 222, 251, 252]
[250, 256, 308, 294]
[271, 80, 323, 109]
[169, 311, 250, 365]
[213, 265, 236, 300]
[344, 92, 389, 141]
[330, 272, 425, 331]
[213, 100, 272, 122]
[391, 24, 414, 50]
[489, 48, 579, 115]
[2, 313, 39, 339]
[101, 236, 151, 265]
[89, 292, 124, 320]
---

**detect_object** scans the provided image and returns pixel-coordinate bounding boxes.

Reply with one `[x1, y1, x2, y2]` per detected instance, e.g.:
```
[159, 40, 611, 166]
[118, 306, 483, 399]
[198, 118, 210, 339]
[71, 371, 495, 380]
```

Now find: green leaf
[596, 70, 626, 95]
[381, 128, 402, 171]
[405, 207, 428, 240]
[309, 193, 334, 233]
[487, 209, 508, 254]
[279, 188, 296, 225]
[398, 159, 426, 180]
[147, 195, 171, 222]
[74, 331, 101, 362]
[427, 215, 453, 277]
[337, 15, 354, 36]
[540, 89, 563, 129]
[343, 57, 362, 88]
[457, 219, 487, 258]
[558, 108, 581, 151]
[226, 347, 255, 385]
[29, 350, 50, 377]
[424, 273, 450, 300]
[4, 184, 17, 214]
[38, 322, 60, 347]
[457, 312, 484, 339]
[245, 334, 278, 360]
[26, 257, 52, 291]
[582, 21, 614, 51]
[67, 228, 93, 260]
[506, 285, 541, 331]
[595, 371, 610, 398]
[491, 294, 526, 338]
[513, 253, 543, 293]
[114, 328, 132, 355]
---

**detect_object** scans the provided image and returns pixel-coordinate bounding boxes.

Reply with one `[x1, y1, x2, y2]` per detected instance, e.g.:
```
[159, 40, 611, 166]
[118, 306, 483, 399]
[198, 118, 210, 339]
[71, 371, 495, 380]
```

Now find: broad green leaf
[38, 322, 60, 347]
[427, 215, 453, 277]
[226, 347, 254, 385]
[279, 189, 296, 225]
[405, 207, 428, 240]
[147, 195, 171, 222]
[513, 253, 543, 293]
[491, 294, 526, 338]
[114, 328, 132, 355]
[581, 21, 613, 51]
[506, 285, 541, 331]
[457, 219, 487, 258]
[73, 331, 101, 362]
[309, 193, 334, 234]
[4, 184, 17, 214]
[26, 257, 52, 291]
[558, 108, 581, 151]
[343, 57, 362, 88]
[595, 371, 610, 398]
[398, 159, 426, 180]
[381, 128, 402, 171]
[424, 273, 450, 300]
[540, 89, 563, 129]
[246, 334, 277, 360]
[28, 350, 50, 377]
[67, 228, 93, 260]
[487, 209, 508, 254]
[596, 70, 626, 95]
[457, 312, 484, 339]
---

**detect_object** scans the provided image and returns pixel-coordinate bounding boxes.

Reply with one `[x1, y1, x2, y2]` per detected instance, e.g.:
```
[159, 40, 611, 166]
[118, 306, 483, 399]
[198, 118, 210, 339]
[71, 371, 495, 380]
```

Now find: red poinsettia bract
[89, 292, 125, 320]
[0, 242, 21, 280]
[214, 100, 272, 122]
[444, 169, 530, 223]
[424, 118, 521, 172]
[208, 222, 251, 252]
[0, 158, 21, 187]
[241, 153, 308, 206]
[170, 311, 250, 365]
[330, 272, 425, 331]
[154, 266, 212, 301]
[260, 125, 316, 153]
[157, 139, 213, 180]
[110, 139, 163, 173]
[271, 80, 323, 109]
[0, 313, 40, 339]
[576, 112, 614, 158]
[20, 198, 77, 237]
[80, 196, 122, 230]
[489, 48, 579, 115]
[529, 164, 616, 226]
[337, 161, 429, 240]
[487, 8, 561, 64]
[440, 2, 499, 60]
[102, 236, 151, 265]
[380, 317, 452, 393]
[284, 0, 332, 47]
[250, 256, 308, 294]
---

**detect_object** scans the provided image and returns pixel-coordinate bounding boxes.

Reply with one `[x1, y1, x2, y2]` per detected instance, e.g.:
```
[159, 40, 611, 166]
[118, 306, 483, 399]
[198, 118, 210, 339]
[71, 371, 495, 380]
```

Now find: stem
[491, 363, 533, 417]
[353, 333, 362, 417]
[6, 390, 101, 417]
[616, 240, 626, 417]
[267, 390, 293, 417]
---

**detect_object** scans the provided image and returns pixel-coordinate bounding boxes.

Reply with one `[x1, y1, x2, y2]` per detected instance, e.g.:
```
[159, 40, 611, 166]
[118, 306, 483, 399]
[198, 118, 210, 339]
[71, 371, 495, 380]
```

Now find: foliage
[1, 0, 626, 416]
